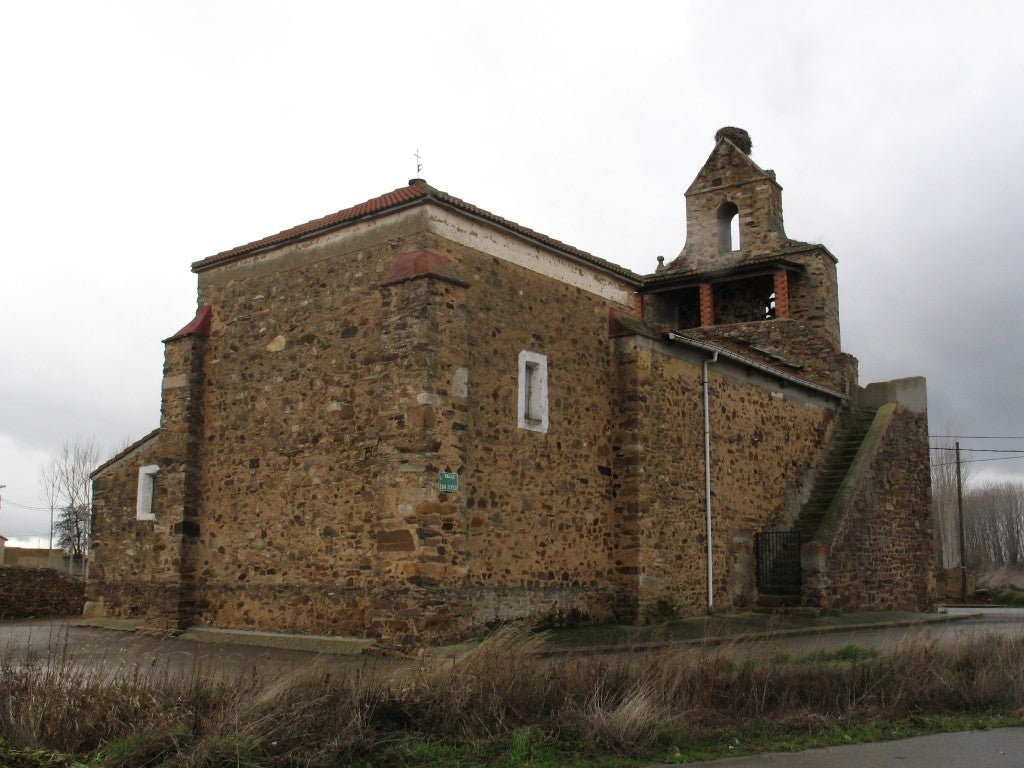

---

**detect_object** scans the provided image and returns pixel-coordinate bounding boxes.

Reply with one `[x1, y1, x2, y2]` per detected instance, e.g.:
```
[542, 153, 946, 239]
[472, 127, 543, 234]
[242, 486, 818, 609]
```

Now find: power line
[933, 455, 1024, 467]
[930, 435, 1024, 440]
[1, 499, 55, 512]
[930, 447, 1024, 453]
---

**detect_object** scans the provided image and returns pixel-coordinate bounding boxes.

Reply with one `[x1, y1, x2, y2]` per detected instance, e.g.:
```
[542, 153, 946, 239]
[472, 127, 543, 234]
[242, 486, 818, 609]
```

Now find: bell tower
[647, 128, 843, 356]
[670, 127, 795, 272]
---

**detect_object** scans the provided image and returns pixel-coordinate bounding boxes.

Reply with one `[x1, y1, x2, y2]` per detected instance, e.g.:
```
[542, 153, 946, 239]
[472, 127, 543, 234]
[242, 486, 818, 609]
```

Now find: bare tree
[930, 433, 971, 568]
[38, 456, 61, 568]
[39, 438, 101, 574]
[963, 481, 1024, 569]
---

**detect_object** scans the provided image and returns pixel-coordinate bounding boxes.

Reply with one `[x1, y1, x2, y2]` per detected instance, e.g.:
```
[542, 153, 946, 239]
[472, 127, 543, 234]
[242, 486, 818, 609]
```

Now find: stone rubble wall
[804, 404, 936, 611]
[682, 317, 857, 394]
[450, 234, 635, 635]
[677, 141, 788, 267]
[89, 328, 209, 634]
[785, 248, 841, 349]
[190, 216, 425, 636]
[89, 435, 183, 624]
[0, 566, 85, 619]
[613, 335, 838, 619]
[100, 206, 639, 642]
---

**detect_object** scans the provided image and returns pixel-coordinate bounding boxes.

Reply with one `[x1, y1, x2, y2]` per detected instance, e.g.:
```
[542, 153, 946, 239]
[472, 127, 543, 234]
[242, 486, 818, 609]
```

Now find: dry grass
[3, 625, 1024, 766]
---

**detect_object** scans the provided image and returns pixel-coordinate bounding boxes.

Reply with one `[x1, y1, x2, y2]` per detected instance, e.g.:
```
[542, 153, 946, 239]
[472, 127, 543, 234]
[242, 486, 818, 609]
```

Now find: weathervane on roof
[414, 148, 423, 176]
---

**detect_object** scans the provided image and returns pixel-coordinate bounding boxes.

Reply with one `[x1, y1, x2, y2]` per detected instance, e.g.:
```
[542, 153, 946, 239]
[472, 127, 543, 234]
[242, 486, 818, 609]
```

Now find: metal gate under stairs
[755, 531, 802, 596]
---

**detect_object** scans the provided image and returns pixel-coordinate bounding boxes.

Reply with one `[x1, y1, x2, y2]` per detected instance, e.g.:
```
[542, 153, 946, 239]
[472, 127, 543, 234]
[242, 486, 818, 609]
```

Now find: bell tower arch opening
[717, 202, 740, 253]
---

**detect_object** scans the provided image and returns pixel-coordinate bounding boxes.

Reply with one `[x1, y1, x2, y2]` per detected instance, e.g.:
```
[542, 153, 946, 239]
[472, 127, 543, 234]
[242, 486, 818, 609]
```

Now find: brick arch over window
[717, 202, 740, 253]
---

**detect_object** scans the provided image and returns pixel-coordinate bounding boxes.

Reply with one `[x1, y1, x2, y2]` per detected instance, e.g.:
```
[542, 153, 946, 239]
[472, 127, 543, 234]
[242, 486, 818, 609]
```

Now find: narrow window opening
[136, 464, 160, 520]
[518, 350, 548, 433]
[524, 361, 539, 421]
[717, 202, 740, 253]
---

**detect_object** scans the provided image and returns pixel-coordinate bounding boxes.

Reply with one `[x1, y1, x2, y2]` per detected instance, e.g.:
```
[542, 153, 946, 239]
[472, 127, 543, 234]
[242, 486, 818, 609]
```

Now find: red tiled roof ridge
[191, 178, 643, 282]
[192, 183, 428, 271]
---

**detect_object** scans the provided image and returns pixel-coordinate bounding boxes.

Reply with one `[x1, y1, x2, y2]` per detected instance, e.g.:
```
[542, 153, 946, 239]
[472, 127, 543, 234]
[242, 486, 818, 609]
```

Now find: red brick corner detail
[382, 250, 469, 288]
[165, 305, 212, 342]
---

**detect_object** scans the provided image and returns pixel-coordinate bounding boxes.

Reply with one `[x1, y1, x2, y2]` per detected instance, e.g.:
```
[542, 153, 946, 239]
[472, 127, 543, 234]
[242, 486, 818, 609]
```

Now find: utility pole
[48, 501, 55, 569]
[955, 441, 967, 603]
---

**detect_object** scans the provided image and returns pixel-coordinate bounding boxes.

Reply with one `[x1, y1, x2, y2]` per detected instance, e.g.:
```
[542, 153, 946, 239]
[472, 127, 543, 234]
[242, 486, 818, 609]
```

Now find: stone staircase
[755, 407, 877, 609]
[793, 407, 877, 542]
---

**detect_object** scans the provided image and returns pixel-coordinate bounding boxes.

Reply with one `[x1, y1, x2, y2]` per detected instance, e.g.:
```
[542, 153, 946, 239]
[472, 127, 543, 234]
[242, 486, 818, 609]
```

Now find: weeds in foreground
[2, 626, 1024, 767]
[992, 587, 1024, 607]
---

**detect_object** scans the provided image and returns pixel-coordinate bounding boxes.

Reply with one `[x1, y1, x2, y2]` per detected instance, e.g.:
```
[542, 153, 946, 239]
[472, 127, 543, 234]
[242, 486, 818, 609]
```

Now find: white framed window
[518, 350, 548, 433]
[136, 464, 160, 520]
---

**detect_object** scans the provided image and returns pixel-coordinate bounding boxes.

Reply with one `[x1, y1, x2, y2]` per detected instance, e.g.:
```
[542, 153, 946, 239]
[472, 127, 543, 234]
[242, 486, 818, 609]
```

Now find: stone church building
[88, 128, 935, 642]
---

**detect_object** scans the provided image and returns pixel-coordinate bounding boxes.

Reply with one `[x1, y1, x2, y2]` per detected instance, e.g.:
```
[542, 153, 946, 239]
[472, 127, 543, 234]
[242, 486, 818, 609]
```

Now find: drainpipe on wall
[702, 351, 719, 612]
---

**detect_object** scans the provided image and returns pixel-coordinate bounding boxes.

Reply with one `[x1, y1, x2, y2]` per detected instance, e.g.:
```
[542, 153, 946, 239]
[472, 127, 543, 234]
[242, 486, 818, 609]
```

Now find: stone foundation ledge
[77, 617, 145, 632]
[180, 625, 376, 655]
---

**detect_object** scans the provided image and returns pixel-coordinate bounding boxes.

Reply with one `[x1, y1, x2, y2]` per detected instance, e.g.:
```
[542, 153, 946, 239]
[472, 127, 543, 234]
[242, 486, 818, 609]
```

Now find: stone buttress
[372, 250, 471, 643]
[144, 305, 210, 632]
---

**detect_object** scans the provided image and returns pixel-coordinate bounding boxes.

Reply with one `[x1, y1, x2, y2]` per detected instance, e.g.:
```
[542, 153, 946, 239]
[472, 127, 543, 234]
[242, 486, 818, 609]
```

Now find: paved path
[2, 607, 1021, 677]
[646, 727, 1024, 767]
[727, 606, 1024, 657]
[0, 617, 407, 679]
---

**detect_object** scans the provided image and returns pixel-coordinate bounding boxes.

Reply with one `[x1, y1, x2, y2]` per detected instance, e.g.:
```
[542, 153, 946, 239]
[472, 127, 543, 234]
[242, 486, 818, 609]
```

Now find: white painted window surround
[518, 350, 549, 433]
[136, 464, 160, 520]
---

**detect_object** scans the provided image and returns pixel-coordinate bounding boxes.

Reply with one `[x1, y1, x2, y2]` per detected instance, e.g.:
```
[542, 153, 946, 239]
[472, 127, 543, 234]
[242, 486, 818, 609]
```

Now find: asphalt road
[728, 606, 1024, 657]
[2, 607, 1022, 677]
[647, 727, 1024, 767]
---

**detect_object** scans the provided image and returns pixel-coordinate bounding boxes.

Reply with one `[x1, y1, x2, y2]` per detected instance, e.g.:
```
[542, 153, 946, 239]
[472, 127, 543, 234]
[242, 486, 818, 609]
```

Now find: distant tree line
[932, 437, 1024, 570]
[962, 481, 1024, 569]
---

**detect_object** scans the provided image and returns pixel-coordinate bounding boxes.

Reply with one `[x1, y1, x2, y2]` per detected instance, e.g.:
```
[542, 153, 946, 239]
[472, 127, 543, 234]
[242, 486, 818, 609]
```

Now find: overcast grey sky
[2, 1, 1022, 544]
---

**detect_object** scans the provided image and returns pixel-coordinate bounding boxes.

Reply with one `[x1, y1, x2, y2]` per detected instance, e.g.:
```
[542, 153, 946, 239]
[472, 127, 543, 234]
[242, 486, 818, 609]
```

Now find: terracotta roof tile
[192, 184, 427, 271]
[192, 179, 643, 282]
[164, 304, 213, 342]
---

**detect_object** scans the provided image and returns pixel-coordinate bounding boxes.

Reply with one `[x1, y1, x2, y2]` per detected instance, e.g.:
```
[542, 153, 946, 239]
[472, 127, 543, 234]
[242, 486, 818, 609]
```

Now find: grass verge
[2, 627, 1024, 766]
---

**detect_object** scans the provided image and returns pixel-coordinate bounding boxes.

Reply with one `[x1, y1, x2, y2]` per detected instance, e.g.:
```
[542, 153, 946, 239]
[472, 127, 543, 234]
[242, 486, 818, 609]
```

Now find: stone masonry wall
[812, 406, 936, 611]
[1, 566, 85, 619]
[180, 209, 635, 641]
[614, 336, 837, 618]
[682, 318, 857, 394]
[190, 219, 420, 636]
[678, 143, 787, 268]
[785, 249, 841, 349]
[450, 235, 634, 631]
[89, 325, 208, 633]
[89, 435, 191, 624]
